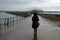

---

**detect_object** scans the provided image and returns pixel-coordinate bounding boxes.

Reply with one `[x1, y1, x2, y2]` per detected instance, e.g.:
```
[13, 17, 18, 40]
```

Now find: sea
[0, 12, 24, 25]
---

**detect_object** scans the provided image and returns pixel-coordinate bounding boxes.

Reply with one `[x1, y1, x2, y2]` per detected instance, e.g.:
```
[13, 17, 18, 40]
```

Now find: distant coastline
[6, 11, 31, 17]
[0, 11, 60, 21]
[39, 14, 60, 21]
[1, 11, 60, 13]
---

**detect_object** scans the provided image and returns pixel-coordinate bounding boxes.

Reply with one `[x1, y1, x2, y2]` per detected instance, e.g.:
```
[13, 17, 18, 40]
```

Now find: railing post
[0, 19, 1, 30]
[10, 17, 11, 26]
[0, 19, 1, 35]
[21, 17, 22, 22]
[17, 17, 18, 24]
[13, 17, 14, 26]
[0, 24, 1, 30]
[7, 18, 9, 28]
[19, 17, 21, 22]
[9, 18, 11, 27]
[4, 18, 7, 27]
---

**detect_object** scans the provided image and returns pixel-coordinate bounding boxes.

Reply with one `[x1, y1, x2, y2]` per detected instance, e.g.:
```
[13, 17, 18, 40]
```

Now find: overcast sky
[0, 0, 60, 11]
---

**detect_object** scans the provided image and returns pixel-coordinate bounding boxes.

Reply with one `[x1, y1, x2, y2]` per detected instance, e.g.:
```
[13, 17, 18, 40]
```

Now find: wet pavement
[0, 15, 60, 40]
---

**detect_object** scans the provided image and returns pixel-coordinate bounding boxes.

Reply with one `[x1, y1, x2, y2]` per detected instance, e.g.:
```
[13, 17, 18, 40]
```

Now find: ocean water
[0, 12, 24, 25]
[0, 12, 17, 19]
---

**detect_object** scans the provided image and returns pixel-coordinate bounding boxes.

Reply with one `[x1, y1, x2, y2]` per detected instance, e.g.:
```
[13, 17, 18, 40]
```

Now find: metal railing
[0, 16, 25, 31]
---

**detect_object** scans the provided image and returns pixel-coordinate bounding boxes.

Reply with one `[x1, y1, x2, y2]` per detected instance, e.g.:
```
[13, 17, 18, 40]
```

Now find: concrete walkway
[0, 16, 60, 40]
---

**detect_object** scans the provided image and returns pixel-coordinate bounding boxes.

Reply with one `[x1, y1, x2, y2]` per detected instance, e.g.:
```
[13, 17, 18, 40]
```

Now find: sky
[0, 0, 60, 11]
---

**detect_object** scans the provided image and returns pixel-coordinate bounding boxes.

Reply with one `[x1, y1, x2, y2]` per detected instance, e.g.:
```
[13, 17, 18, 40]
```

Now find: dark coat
[32, 15, 39, 28]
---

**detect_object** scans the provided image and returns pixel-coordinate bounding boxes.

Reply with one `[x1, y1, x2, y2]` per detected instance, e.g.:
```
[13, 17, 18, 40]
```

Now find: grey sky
[0, 0, 60, 11]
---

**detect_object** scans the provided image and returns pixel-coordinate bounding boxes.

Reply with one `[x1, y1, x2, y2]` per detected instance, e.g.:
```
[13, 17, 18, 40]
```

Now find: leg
[34, 28, 37, 33]
[34, 28, 37, 40]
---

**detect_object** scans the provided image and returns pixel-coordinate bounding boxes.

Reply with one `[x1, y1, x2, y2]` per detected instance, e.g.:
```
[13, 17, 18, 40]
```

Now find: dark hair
[33, 11, 37, 16]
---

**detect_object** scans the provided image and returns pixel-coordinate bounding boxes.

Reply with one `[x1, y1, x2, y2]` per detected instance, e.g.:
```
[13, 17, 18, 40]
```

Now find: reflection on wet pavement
[0, 16, 60, 40]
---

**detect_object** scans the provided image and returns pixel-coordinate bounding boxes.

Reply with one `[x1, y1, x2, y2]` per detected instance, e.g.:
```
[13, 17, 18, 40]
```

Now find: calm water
[0, 12, 24, 25]
[0, 12, 17, 19]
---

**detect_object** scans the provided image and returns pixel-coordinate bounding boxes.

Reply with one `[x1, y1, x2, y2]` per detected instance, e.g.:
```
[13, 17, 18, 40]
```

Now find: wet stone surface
[0, 16, 60, 40]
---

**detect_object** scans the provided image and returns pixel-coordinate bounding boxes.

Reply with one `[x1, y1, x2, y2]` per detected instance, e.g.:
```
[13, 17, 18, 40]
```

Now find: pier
[0, 15, 60, 40]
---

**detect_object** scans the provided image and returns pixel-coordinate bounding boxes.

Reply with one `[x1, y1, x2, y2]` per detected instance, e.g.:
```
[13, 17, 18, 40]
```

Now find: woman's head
[33, 12, 37, 16]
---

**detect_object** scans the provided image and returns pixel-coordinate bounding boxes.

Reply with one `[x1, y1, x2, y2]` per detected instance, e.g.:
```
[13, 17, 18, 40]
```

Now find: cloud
[0, 0, 60, 11]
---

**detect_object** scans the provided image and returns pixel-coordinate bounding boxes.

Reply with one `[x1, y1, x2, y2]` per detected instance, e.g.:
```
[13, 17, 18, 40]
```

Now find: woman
[32, 11, 39, 33]
[32, 11, 39, 40]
